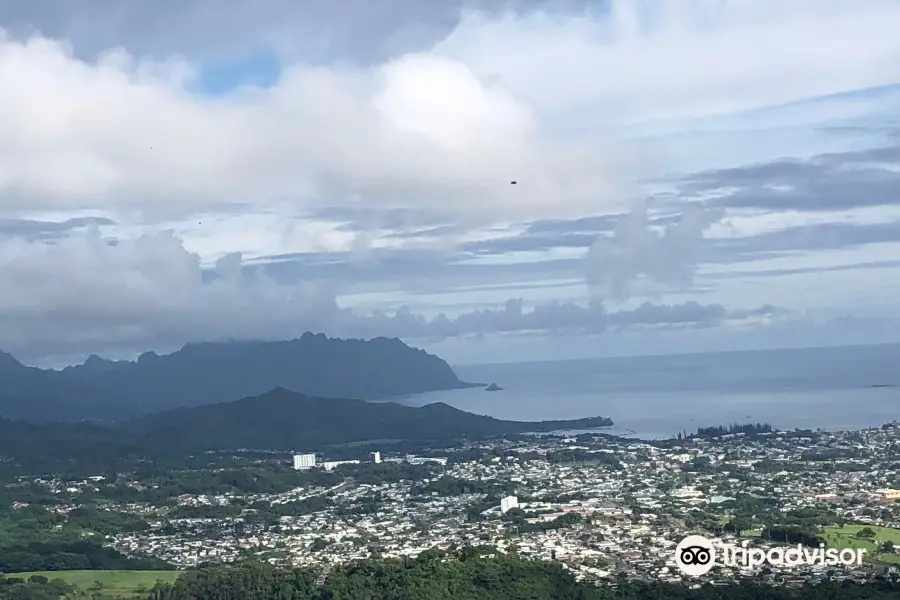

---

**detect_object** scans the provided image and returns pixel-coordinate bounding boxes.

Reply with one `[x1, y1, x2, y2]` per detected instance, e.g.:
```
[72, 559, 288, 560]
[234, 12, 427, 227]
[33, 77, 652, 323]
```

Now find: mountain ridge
[0, 387, 614, 474]
[119, 387, 615, 452]
[0, 334, 479, 422]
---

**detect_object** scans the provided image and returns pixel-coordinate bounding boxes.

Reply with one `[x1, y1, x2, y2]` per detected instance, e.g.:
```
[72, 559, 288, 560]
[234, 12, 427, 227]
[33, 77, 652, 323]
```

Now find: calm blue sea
[402, 343, 900, 440]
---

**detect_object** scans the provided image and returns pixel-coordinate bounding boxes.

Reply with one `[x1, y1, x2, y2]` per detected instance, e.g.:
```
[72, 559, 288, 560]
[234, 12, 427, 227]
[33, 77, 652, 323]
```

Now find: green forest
[4, 552, 900, 600]
[0, 499, 172, 574]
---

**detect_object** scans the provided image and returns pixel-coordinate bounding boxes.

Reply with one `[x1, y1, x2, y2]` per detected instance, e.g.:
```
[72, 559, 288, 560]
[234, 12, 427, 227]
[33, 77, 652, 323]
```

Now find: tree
[725, 518, 752, 536]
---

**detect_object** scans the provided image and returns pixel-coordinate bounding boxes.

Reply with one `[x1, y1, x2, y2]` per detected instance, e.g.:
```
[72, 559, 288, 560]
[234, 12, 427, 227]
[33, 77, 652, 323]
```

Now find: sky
[1, 0, 900, 367]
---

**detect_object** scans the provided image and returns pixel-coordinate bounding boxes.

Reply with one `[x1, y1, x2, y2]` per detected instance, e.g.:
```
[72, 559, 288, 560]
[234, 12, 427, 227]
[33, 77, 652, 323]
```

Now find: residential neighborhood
[9, 423, 900, 587]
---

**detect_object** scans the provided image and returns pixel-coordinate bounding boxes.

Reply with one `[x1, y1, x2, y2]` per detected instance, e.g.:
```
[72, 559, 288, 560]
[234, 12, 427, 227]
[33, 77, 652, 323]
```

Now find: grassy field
[821, 524, 900, 564]
[5, 570, 179, 598]
[743, 527, 763, 537]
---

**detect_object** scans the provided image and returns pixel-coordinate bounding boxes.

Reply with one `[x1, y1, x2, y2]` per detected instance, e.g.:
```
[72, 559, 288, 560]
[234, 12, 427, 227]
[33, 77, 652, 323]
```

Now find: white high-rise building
[292, 453, 316, 470]
[369, 451, 381, 464]
[500, 496, 518, 514]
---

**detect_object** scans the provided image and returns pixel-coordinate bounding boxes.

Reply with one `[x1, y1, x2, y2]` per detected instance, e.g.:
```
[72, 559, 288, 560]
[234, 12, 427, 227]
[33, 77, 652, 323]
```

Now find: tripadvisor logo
[674, 535, 866, 576]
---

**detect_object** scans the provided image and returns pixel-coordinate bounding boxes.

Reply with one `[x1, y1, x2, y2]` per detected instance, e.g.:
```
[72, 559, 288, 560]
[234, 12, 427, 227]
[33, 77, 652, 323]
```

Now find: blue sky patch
[191, 47, 282, 96]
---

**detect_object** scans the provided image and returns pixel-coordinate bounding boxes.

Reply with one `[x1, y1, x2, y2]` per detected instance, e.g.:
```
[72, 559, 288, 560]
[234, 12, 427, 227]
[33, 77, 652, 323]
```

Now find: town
[8, 423, 900, 588]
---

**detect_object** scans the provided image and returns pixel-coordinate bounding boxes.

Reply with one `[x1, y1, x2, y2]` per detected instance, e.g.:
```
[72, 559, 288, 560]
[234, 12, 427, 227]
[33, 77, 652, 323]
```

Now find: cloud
[0, 27, 633, 225]
[0, 228, 774, 363]
[703, 259, 900, 282]
[711, 219, 900, 256]
[238, 246, 586, 295]
[447, 154, 900, 277]
[350, 298, 774, 341]
[2, 1, 899, 225]
[2, 1, 900, 363]
[681, 144, 900, 211]
[248, 209, 900, 299]
[308, 206, 453, 234]
[585, 201, 722, 296]
[438, 0, 900, 123]
[0, 216, 114, 240]
[0, 229, 340, 361]
[0, 0, 518, 63]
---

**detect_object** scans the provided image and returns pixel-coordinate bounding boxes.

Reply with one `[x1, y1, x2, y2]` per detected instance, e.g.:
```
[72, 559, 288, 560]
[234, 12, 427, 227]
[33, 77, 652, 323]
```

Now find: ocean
[401, 343, 900, 440]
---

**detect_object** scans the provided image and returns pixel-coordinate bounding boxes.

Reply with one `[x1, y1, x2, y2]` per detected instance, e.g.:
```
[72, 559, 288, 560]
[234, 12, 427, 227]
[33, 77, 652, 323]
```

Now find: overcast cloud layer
[1, 0, 899, 365]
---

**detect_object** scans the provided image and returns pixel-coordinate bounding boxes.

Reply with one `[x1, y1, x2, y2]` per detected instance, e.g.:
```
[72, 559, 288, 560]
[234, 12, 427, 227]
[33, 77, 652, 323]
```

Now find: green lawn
[743, 528, 763, 537]
[4, 570, 179, 598]
[821, 524, 900, 564]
